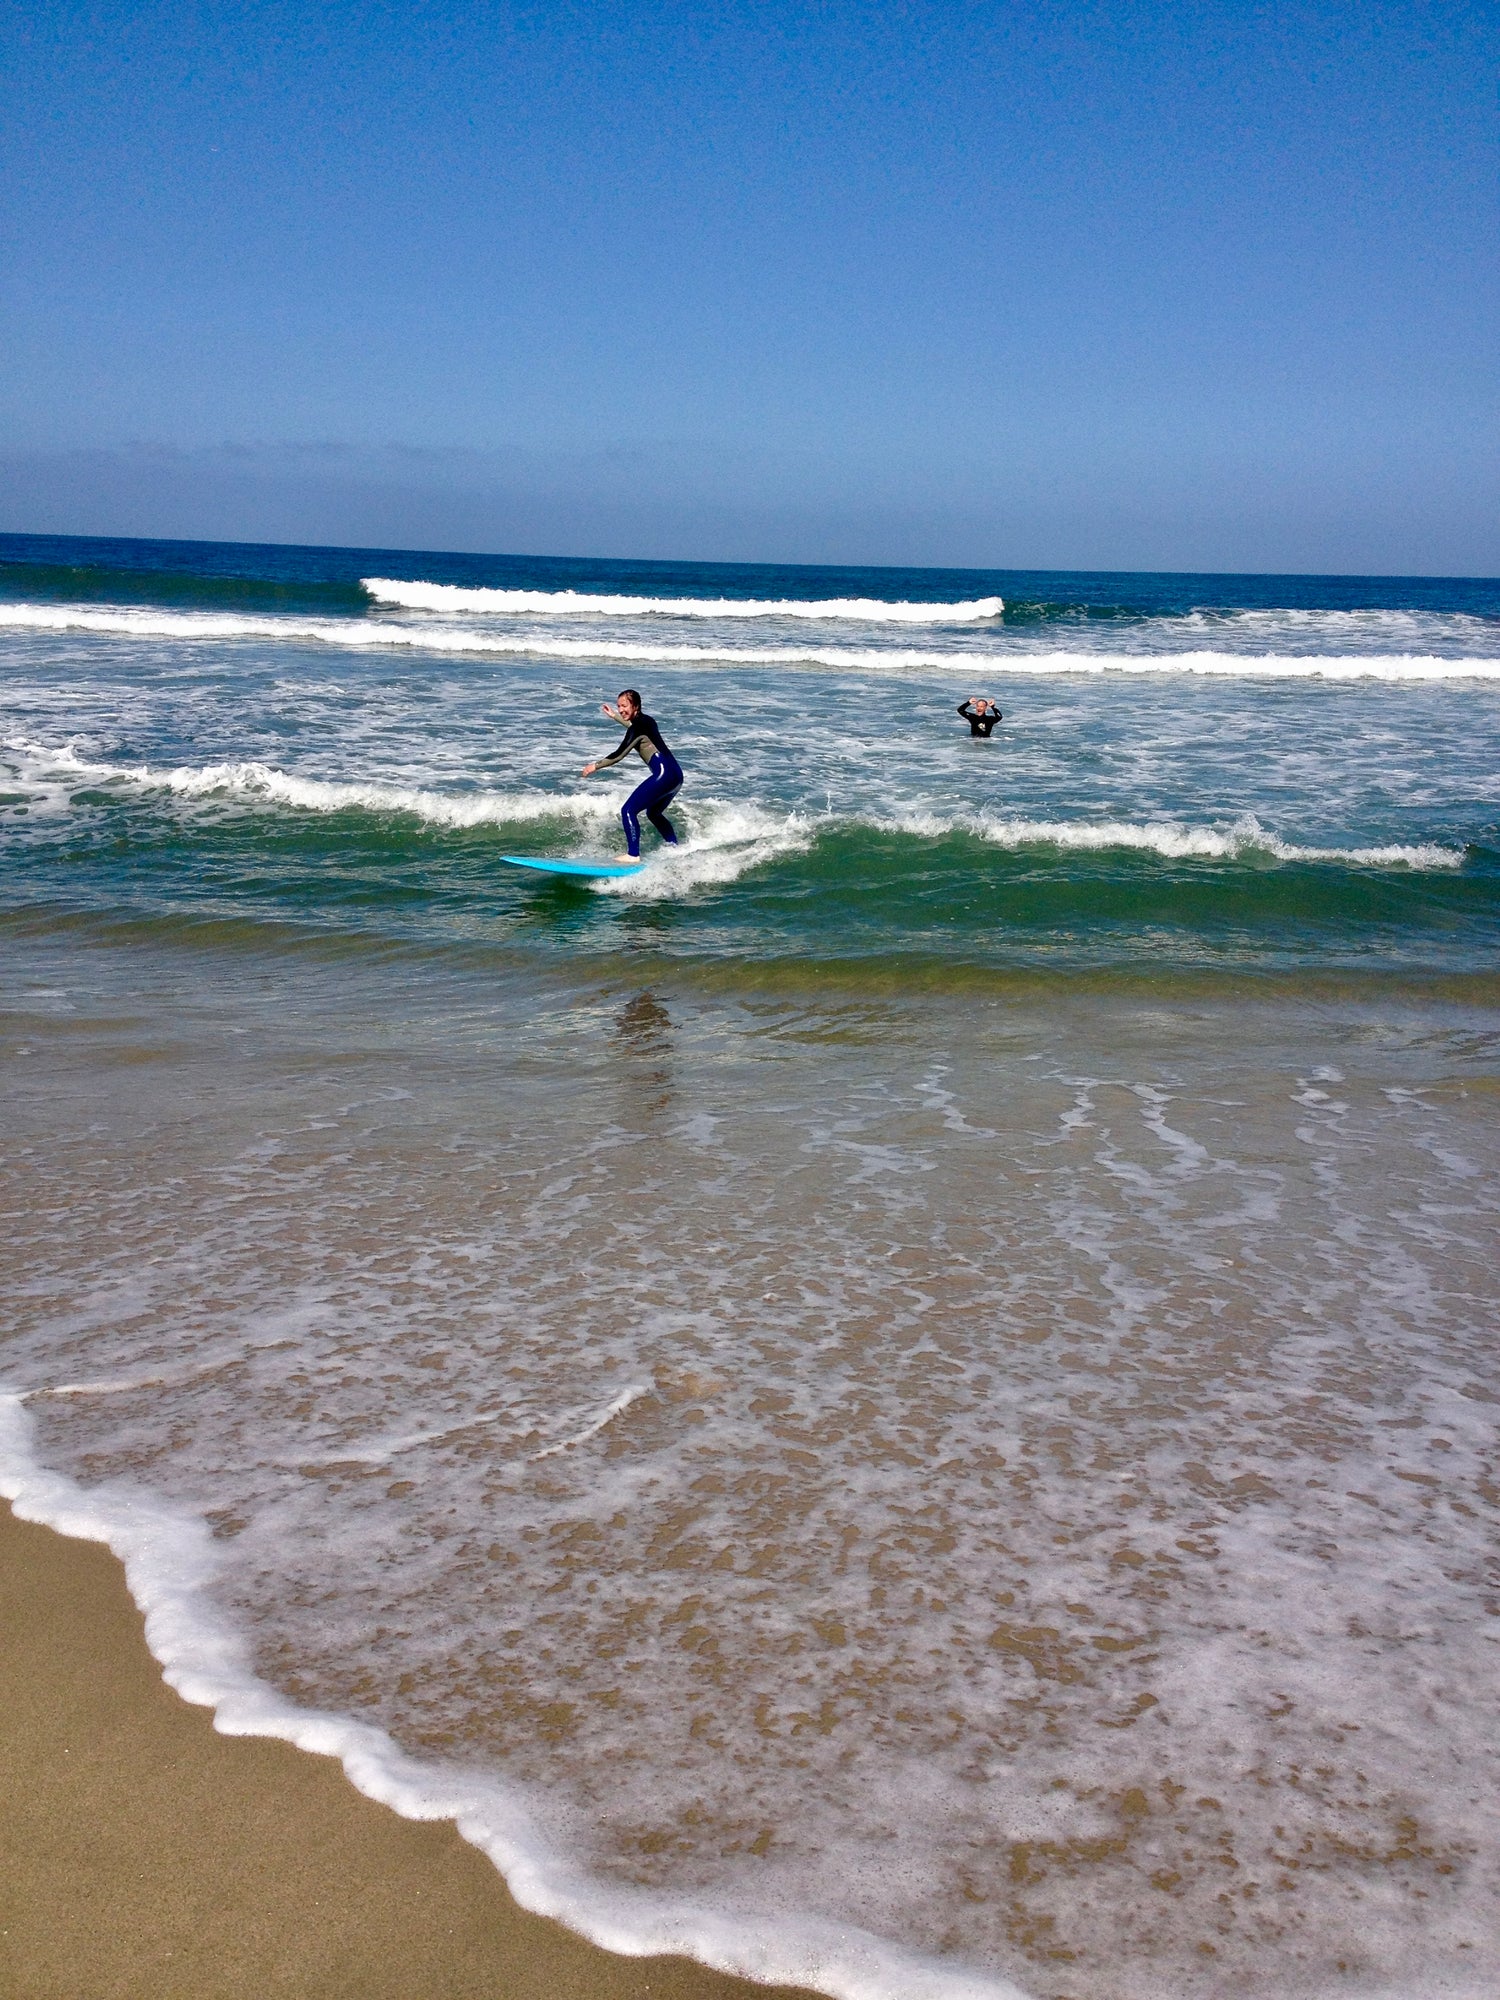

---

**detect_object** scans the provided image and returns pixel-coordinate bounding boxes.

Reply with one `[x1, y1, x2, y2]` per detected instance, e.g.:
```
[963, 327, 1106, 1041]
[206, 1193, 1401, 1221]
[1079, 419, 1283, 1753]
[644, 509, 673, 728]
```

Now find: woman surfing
[582, 689, 684, 859]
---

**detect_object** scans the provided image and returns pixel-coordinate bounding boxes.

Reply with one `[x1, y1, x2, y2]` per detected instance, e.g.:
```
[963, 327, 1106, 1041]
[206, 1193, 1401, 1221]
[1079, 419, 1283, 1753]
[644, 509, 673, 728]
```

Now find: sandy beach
[0, 1502, 821, 2000]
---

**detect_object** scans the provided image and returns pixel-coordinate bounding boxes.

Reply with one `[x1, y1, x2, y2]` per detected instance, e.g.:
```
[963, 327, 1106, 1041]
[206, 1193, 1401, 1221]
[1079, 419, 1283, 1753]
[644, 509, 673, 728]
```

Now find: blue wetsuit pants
[621, 754, 682, 857]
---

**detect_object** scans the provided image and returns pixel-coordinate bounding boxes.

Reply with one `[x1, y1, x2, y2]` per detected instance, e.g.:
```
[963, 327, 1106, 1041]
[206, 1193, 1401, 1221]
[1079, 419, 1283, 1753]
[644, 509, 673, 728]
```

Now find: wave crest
[361, 580, 1005, 622]
[6, 742, 1465, 876]
[899, 808, 1464, 870]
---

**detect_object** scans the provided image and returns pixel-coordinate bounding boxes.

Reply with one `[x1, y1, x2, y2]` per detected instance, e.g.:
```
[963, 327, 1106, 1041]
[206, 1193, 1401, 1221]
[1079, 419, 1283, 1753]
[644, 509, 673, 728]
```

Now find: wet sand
[0, 1502, 822, 2000]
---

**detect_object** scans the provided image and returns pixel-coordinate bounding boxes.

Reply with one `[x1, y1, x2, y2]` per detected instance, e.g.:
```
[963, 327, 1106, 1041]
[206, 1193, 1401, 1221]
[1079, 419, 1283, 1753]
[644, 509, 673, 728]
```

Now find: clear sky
[2, 0, 1495, 572]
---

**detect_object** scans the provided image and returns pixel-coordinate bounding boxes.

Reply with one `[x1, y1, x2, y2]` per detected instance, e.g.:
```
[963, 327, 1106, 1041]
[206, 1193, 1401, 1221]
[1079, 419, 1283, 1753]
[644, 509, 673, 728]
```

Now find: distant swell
[0, 559, 368, 615]
[361, 579, 1006, 621]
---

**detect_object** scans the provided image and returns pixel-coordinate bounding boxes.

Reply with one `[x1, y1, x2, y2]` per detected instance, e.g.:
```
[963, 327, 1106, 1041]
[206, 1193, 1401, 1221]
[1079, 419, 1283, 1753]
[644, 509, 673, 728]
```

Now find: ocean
[3, 531, 1499, 1999]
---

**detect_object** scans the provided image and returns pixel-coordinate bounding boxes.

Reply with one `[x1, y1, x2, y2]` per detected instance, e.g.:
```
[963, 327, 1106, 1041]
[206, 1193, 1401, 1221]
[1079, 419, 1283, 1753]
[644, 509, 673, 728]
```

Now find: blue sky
[2, 0, 1495, 571]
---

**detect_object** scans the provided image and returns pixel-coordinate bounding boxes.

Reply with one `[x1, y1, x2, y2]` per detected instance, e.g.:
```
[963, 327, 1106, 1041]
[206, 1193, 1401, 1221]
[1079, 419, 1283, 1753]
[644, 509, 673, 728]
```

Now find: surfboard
[500, 855, 646, 878]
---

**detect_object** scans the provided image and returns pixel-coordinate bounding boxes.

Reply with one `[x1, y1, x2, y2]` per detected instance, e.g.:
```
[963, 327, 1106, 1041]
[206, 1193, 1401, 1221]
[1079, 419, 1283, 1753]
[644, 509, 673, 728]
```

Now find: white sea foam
[0, 1393, 1019, 2000]
[1169, 604, 1500, 647]
[597, 803, 816, 895]
[531, 1384, 654, 1460]
[2, 601, 1497, 678]
[362, 579, 1007, 622]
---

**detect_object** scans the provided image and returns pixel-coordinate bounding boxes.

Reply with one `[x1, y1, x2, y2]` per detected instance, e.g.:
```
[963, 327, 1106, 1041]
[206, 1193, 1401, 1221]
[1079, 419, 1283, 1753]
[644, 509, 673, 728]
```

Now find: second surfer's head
[617, 689, 642, 720]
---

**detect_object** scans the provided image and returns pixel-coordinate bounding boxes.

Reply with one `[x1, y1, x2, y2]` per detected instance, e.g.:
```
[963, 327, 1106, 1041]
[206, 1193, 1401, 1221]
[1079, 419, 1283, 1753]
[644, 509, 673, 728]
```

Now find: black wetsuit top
[958, 702, 1002, 738]
[595, 712, 680, 772]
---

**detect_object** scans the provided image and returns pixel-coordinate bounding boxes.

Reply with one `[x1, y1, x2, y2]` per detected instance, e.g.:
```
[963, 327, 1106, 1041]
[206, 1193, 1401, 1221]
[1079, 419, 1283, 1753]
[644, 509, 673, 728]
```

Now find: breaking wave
[3, 601, 1500, 679]
[361, 579, 1006, 621]
[6, 742, 1466, 877]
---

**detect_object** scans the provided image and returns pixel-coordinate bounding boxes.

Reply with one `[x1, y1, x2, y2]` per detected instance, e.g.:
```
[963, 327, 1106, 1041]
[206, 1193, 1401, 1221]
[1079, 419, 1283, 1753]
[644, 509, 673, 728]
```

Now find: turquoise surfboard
[501, 855, 646, 878]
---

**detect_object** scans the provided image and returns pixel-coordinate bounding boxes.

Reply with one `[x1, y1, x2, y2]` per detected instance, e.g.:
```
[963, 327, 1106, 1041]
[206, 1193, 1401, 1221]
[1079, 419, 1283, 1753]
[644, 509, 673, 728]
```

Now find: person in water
[957, 696, 1003, 738]
[582, 689, 683, 857]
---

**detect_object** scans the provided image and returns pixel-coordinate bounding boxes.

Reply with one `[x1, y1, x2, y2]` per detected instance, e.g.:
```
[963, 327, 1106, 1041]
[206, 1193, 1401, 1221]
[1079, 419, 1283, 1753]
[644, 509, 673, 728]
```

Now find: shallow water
[3, 536, 1500, 1998]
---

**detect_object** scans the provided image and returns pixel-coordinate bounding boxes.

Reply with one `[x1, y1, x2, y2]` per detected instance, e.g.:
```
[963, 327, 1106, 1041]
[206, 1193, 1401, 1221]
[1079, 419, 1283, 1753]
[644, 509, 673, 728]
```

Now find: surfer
[582, 689, 683, 858]
[957, 697, 1002, 738]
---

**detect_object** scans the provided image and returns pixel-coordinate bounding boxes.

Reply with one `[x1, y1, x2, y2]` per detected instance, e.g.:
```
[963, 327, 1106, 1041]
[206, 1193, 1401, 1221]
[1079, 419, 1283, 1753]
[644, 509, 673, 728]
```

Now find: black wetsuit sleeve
[593, 721, 644, 770]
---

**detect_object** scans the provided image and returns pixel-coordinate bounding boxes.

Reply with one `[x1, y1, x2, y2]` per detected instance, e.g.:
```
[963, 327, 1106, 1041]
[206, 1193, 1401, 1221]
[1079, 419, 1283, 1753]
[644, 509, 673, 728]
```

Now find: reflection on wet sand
[614, 990, 674, 1118]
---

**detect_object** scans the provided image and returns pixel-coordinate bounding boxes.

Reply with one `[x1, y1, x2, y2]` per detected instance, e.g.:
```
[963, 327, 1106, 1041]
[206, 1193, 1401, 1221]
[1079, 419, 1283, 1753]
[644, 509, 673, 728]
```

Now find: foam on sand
[0, 1392, 1029, 2000]
[8, 997, 1500, 2000]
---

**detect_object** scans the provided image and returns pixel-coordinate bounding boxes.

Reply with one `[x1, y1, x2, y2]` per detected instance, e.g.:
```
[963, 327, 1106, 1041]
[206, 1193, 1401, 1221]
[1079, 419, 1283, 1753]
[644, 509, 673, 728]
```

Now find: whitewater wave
[600, 805, 1465, 893]
[3, 739, 808, 885]
[362, 580, 1006, 622]
[6, 742, 1465, 875]
[3, 739, 621, 830]
[595, 805, 815, 896]
[895, 808, 1465, 870]
[1170, 604, 1500, 642]
[3, 601, 1498, 680]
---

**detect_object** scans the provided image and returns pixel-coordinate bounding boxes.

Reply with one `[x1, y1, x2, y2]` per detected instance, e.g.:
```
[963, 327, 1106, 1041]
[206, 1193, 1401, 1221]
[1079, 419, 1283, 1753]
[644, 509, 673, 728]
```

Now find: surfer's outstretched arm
[583, 720, 644, 777]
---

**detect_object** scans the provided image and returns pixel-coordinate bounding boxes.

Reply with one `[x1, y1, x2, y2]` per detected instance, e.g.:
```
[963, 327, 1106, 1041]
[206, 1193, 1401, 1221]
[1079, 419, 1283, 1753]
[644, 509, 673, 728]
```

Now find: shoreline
[0, 1501, 823, 2000]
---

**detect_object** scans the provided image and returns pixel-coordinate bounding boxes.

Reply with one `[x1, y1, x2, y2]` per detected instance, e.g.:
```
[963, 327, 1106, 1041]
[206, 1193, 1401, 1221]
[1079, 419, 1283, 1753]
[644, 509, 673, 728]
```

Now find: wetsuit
[592, 711, 683, 856]
[958, 701, 1002, 738]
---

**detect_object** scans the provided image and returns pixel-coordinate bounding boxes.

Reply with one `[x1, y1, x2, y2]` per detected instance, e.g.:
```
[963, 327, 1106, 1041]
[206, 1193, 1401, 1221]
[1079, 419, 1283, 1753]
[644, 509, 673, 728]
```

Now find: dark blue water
[3, 530, 1498, 621]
